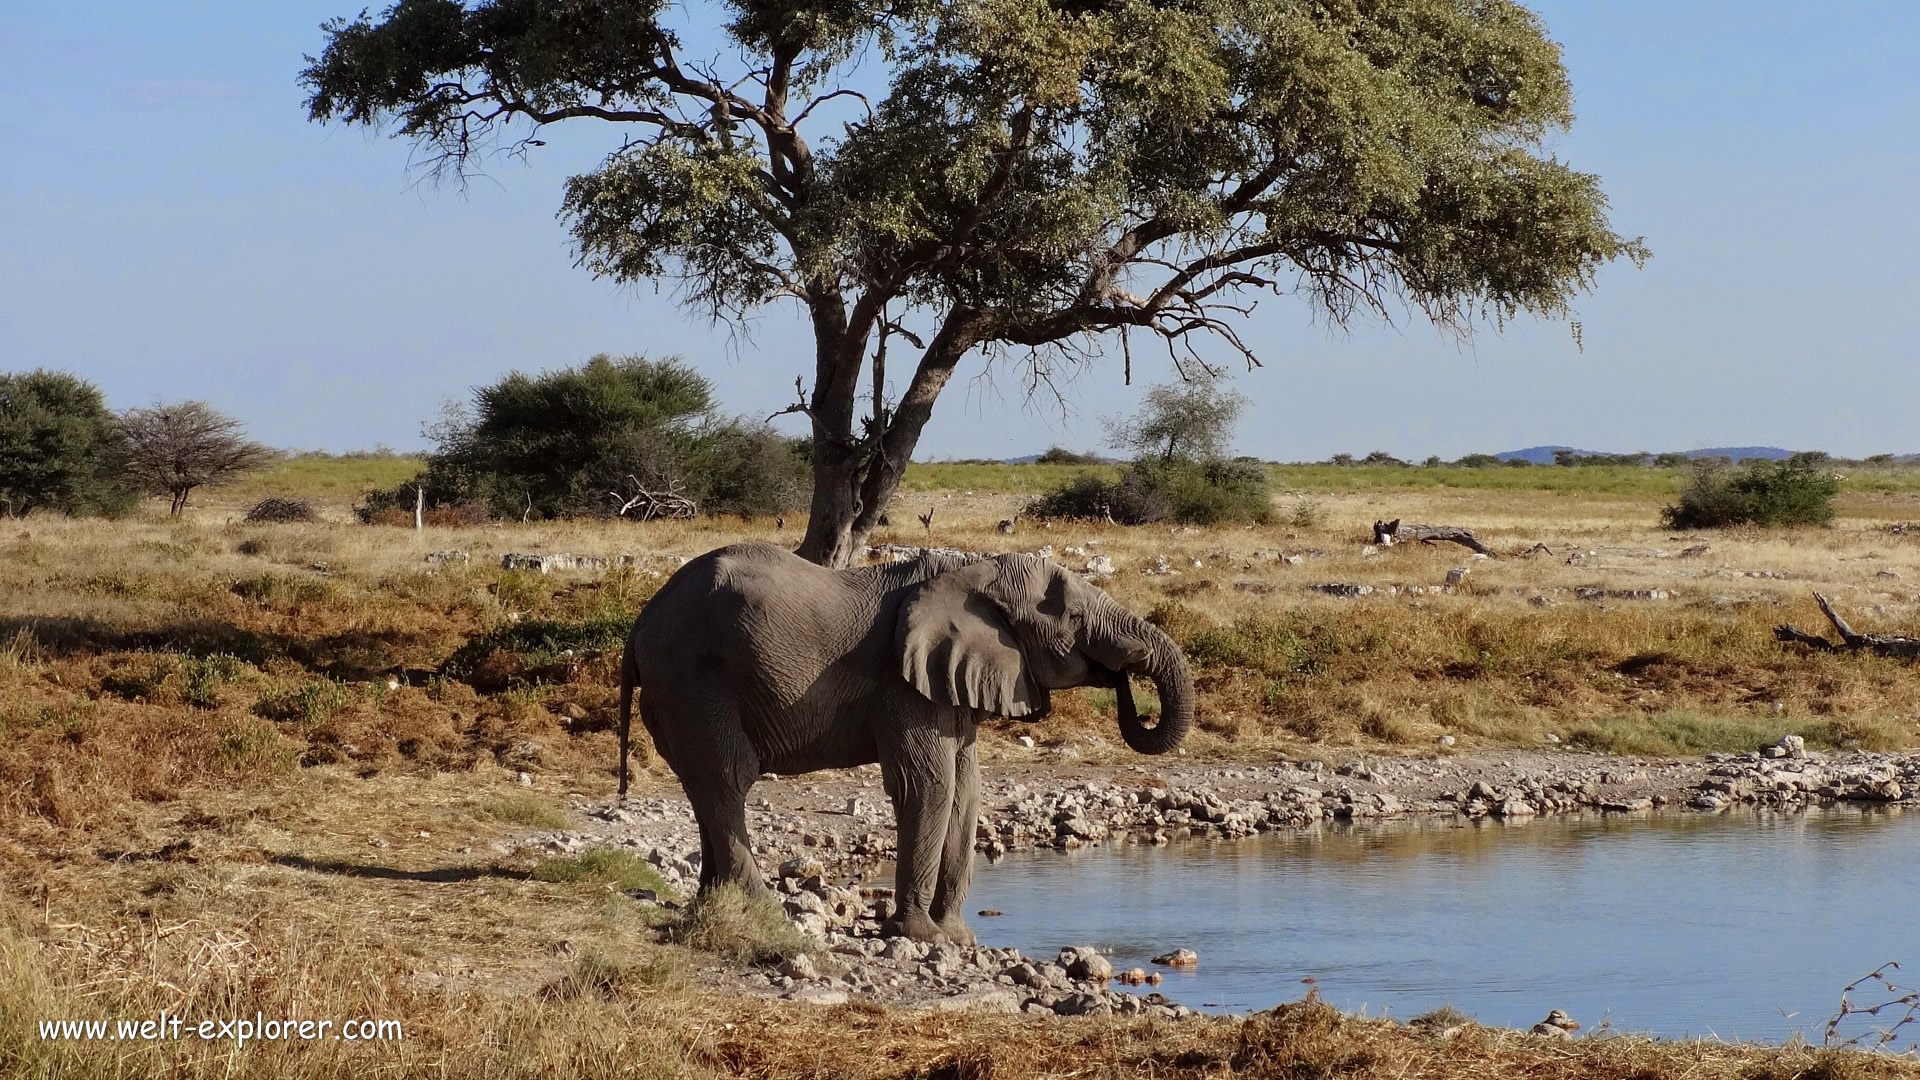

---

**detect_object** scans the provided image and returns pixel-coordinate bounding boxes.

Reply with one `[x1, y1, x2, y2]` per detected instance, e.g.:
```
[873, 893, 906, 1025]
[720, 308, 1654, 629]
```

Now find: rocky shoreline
[520, 747, 1919, 1017]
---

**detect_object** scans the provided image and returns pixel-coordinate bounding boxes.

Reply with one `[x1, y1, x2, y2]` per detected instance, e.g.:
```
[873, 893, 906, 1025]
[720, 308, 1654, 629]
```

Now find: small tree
[1105, 381, 1248, 464]
[1029, 379, 1269, 525]
[1661, 454, 1839, 529]
[120, 402, 275, 515]
[0, 370, 136, 517]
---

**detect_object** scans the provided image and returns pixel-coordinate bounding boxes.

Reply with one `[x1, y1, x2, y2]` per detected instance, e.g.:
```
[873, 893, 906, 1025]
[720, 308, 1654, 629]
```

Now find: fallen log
[1774, 592, 1920, 660]
[1371, 519, 1496, 557]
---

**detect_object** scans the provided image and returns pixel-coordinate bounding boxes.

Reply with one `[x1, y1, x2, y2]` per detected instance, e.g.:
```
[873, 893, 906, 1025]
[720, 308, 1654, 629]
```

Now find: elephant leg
[928, 733, 980, 946]
[667, 700, 769, 899]
[878, 725, 954, 942]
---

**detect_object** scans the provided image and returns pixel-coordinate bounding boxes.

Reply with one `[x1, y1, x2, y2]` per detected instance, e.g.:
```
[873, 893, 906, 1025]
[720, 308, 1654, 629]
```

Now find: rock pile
[1688, 750, 1915, 810]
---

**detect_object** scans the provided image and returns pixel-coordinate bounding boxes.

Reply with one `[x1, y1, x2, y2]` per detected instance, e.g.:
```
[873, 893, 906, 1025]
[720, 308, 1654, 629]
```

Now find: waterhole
[967, 806, 1917, 1041]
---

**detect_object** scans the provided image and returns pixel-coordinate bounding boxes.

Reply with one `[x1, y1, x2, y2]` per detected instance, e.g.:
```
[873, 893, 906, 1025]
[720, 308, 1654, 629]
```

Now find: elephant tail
[617, 638, 637, 798]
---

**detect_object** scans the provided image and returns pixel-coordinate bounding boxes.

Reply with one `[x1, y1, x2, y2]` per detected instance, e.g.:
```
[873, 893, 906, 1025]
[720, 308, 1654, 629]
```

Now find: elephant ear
[896, 560, 1043, 717]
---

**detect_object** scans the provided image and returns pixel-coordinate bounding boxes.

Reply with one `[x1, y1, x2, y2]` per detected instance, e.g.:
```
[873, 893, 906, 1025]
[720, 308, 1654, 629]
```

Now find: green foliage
[102, 653, 249, 708]
[532, 849, 673, 895]
[253, 679, 352, 723]
[481, 793, 571, 830]
[1186, 617, 1333, 680]
[1028, 379, 1269, 524]
[1105, 381, 1248, 464]
[440, 609, 638, 682]
[213, 717, 298, 772]
[361, 355, 808, 521]
[1034, 446, 1104, 465]
[0, 370, 137, 517]
[1028, 458, 1270, 526]
[1661, 456, 1838, 529]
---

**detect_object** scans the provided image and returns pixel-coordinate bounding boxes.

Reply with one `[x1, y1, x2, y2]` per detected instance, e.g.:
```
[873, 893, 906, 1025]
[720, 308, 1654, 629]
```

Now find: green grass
[1564, 710, 1909, 756]
[481, 792, 572, 830]
[440, 609, 639, 682]
[252, 679, 352, 723]
[225, 452, 426, 503]
[216, 448, 1920, 506]
[532, 849, 674, 895]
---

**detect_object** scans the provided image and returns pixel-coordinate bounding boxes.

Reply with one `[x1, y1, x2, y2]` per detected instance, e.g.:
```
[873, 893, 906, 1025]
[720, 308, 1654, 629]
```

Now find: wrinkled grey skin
[617, 543, 1194, 944]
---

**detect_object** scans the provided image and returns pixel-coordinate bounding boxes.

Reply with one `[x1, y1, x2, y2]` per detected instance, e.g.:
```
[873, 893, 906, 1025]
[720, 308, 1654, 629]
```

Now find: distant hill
[1495, 445, 1796, 463]
[1495, 445, 1586, 464]
[1003, 451, 1117, 464]
[1683, 447, 1793, 461]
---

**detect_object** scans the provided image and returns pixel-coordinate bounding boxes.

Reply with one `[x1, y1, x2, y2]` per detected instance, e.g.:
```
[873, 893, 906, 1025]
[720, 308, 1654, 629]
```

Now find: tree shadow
[0, 614, 442, 682]
[270, 854, 532, 883]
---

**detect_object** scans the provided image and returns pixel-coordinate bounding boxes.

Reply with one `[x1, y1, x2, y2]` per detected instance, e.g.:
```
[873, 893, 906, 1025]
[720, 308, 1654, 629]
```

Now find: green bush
[440, 609, 638, 682]
[1034, 446, 1104, 465]
[1026, 459, 1270, 525]
[1661, 455, 1838, 529]
[0, 370, 137, 517]
[253, 679, 352, 723]
[360, 355, 810, 522]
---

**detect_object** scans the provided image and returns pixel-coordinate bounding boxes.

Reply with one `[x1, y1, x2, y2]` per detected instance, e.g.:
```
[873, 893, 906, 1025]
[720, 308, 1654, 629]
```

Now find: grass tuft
[667, 884, 814, 965]
[481, 792, 572, 830]
[532, 849, 673, 895]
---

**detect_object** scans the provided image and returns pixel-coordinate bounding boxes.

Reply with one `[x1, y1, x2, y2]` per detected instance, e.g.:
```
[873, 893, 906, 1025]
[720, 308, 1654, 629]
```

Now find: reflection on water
[966, 806, 1916, 1041]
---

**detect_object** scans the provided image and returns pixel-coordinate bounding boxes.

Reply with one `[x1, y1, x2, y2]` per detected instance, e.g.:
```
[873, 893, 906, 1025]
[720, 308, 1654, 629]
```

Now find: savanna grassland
[5, 458, 1920, 1079]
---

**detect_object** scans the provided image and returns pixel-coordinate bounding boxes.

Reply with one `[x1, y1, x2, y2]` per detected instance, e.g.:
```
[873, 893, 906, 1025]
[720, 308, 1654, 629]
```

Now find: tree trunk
[796, 299, 869, 567]
[795, 306, 990, 568]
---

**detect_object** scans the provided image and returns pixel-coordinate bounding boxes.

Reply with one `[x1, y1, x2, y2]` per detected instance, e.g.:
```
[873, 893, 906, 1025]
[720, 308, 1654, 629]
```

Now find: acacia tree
[1105, 378, 1247, 464]
[303, 0, 1644, 566]
[119, 402, 274, 514]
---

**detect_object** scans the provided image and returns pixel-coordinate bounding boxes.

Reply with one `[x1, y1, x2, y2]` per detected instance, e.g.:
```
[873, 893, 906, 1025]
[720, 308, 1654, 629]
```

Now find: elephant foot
[881, 910, 946, 943]
[933, 914, 976, 946]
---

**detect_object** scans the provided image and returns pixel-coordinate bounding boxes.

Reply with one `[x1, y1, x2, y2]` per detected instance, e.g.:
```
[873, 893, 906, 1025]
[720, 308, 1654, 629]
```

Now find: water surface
[966, 807, 1918, 1042]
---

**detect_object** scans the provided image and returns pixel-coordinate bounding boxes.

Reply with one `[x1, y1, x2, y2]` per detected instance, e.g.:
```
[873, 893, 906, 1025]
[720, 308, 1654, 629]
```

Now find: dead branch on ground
[1775, 593, 1920, 660]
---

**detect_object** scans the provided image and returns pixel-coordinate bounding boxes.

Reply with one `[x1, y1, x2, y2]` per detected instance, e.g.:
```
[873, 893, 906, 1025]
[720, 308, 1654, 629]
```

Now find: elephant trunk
[1113, 621, 1194, 756]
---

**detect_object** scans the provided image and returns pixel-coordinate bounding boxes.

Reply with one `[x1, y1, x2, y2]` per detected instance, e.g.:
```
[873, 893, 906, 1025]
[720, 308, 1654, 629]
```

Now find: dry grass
[4, 469, 1920, 1076]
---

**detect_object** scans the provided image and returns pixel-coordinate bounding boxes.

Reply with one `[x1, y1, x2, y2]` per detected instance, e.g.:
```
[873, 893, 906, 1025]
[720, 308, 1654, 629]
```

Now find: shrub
[0, 370, 137, 517]
[1026, 459, 1270, 526]
[253, 679, 352, 723]
[360, 355, 810, 522]
[1028, 377, 1269, 525]
[481, 793, 571, 829]
[440, 609, 640, 685]
[1034, 446, 1104, 465]
[668, 884, 814, 965]
[532, 849, 672, 893]
[1661, 455, 1838, 529]
[244, 497, 316, 523]
[1023, 471, 1125, 521]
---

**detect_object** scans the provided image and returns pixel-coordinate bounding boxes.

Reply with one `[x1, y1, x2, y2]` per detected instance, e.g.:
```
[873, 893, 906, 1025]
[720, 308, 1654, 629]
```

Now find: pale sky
[2, 2, 1916, 460]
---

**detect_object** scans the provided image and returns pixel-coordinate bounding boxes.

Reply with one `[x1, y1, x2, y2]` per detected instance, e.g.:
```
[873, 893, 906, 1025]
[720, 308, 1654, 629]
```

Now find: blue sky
[2, 2, 1916, 459]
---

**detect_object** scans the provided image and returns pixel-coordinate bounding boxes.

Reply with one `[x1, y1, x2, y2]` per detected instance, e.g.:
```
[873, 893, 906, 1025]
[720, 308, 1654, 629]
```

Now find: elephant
[615, 542, 1194, 944]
